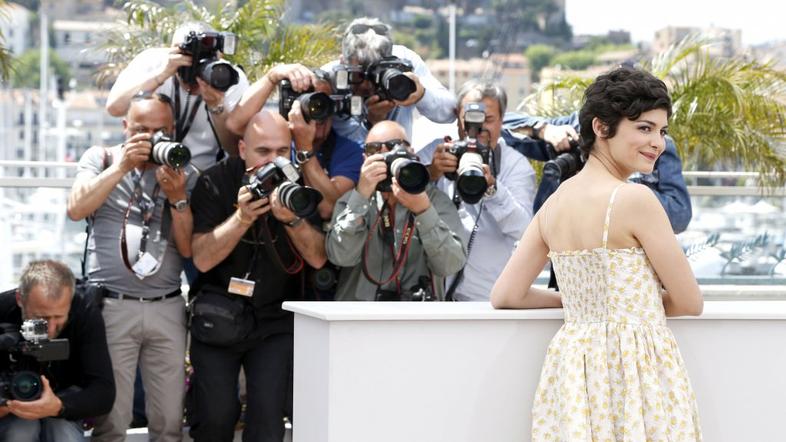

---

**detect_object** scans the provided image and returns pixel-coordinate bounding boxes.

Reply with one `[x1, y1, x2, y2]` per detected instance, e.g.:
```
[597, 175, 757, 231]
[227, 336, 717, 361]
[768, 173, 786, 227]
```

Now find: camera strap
[173, 78, 203, 142]
[362, 202, 416, 294]
[256, 215, 305, 275]
[120, 169, 168, 278]
[445, 201, 485, 301]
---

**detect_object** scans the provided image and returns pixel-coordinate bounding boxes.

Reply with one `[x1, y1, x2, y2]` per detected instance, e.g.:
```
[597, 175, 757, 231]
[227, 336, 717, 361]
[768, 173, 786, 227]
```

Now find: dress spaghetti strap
[601, 183, 626, 249]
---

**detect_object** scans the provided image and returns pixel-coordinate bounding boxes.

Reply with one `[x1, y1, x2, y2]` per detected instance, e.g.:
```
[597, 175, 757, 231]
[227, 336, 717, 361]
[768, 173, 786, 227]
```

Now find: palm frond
[523, 34, 786, 189]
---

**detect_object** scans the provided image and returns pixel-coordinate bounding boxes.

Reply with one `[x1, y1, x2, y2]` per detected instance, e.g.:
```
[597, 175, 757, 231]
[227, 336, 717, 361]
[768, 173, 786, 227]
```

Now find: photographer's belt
[104, 288, 181, 302]
[120, 169, 168, 278]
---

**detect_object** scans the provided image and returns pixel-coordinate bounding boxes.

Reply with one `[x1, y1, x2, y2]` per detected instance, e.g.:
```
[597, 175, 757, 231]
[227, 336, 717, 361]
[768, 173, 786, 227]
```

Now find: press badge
[132, 252, 159, 279]
[228, 277, 255, 297]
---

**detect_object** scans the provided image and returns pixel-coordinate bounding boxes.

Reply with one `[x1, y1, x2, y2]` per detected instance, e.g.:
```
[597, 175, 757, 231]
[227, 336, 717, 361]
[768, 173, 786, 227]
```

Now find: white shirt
[111, 48, 249, 172]
[419, 137, 536, 301]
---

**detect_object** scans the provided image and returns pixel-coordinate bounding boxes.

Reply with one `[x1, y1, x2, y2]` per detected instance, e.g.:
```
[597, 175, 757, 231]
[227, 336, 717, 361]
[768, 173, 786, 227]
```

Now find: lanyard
[362, 199, 416, 293]
[120, 169, 164, 275]
[173, 78, 203, 142]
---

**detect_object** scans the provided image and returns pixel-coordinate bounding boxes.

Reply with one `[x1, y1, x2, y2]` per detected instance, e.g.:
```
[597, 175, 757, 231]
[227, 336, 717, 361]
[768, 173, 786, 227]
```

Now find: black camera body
[247, 157, 323, 218]
[375, 276, 436, 301]
[278, 80, 362, 123]
[445, 103, 491, 204]
[366, 56, 416, 101]
[377, 145, 429, 194]
[543, 139, 584, 181]
[0, 319, 69, 405]
[150, 131, 191, 169]
[178, 31, 239, 92]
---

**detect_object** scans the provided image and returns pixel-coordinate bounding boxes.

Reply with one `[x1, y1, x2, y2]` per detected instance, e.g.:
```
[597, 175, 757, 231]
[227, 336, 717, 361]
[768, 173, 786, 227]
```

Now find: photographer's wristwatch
[207, 104, 225, 115]
[531, 120, 546, 139]
[170, 199, 189, 212]
[295, 150, 315, 166]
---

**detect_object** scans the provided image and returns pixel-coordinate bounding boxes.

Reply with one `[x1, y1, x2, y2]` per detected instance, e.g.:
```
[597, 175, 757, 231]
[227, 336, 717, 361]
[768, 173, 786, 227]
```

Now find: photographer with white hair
[106, 21, 249, 171]
[323, 17, 456, 144]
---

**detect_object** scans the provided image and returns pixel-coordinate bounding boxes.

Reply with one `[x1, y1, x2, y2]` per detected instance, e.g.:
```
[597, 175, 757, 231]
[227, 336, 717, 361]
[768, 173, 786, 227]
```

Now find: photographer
[188, 110, 326, 441]
[326, 120, 466, 301]
[419, 80, 536, 301]
[503, 111, 692, 233]
[106, 21, 249, 171]
[323, 17, 456, 144]
[226, 64, 363, 220]
[0, 261, 114, 441]
[67, 92, 194, 442]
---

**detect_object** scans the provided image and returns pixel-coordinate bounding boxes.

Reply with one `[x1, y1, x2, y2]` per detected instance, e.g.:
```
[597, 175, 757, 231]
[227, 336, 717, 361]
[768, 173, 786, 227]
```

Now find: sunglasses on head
[350, 24, 388, 36]
[131, 90, 173, 104]
[364, 139, 410, 155]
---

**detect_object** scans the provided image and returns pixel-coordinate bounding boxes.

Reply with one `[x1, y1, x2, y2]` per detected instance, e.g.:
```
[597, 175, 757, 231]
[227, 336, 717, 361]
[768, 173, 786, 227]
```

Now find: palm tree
[96, 0, 341, 86]
[521, 35, 786, 189]
[0, 0, 15, 82]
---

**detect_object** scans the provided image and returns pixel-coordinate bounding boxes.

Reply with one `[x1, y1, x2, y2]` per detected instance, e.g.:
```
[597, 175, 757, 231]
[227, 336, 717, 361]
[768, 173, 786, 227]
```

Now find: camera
[278, 79, 362, 123]
[366, 56, 416, 101]
[178, 31, 239, 92]
[376, 144, 430, 194]
[150, 131, 191, 169]
[445, 103, 491, 204]
[247, 157, 323, 218]
[0, 319, 69, 405]
[375, 276, 436, 301]
[543, 139, 584, 181]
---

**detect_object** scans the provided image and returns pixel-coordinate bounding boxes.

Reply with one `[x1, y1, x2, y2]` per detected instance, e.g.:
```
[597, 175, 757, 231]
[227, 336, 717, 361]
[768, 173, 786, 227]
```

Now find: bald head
[124, 97, 174, 139]
[239, 110, 293, 168]
[366, 120, 407, 145]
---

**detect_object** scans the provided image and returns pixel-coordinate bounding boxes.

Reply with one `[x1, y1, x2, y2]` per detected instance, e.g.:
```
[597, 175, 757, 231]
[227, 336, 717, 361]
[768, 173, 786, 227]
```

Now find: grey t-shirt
[77, 145, 196, 296]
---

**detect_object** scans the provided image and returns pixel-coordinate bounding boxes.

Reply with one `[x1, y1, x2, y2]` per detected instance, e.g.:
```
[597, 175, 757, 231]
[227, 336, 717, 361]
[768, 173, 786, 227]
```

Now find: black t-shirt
[0, 288, 115, 421]
[191, 156, 304, 335]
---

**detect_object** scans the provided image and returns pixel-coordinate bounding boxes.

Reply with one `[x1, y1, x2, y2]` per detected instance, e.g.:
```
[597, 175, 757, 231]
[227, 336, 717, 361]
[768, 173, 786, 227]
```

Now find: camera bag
[189, 285, 254, 347]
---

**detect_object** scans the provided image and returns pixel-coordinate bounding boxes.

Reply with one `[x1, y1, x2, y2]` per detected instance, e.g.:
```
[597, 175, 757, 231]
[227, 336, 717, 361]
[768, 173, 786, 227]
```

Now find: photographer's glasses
[349, 24, 389, 36]
[364, 139, 410, 155]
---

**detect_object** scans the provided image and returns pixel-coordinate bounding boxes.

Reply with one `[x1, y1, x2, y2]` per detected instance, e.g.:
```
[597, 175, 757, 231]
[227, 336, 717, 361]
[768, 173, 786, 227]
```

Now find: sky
[566, 0, 786, 46]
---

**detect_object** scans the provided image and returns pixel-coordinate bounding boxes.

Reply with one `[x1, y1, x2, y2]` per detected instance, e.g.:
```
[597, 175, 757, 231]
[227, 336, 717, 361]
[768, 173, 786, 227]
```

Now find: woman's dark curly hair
[578, 66, 672, 157]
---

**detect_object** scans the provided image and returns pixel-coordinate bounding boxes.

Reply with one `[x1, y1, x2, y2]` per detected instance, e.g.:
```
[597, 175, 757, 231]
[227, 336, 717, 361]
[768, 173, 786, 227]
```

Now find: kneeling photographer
[419, 80, 536, 302]
[323, 17, 456, 144]
[0, 260, 114, 441]
[188, 110, 326, 442]
[326, 121, 467, 301]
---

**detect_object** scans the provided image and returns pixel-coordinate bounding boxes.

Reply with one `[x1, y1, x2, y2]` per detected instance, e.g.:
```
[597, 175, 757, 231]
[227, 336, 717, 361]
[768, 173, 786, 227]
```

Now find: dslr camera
[543, 138, 584, 181]
[376, 143, 430, 194]
[375, 276, 436, 301]
[445, 103, 491, 204]
[150, 131, 191, 169]
[333, 56, 416, 101]
[278, 79, 362, 123]
[247, 157, 323, 218]
[178, 31, 239, 92]
[0, 319, 69, 405]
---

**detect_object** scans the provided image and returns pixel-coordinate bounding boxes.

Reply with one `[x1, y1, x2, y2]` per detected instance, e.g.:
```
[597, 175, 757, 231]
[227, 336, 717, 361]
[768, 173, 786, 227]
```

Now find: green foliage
[96, 0, 341, 86]
[524, 35, 786, 189]
[0, 0, 12, 82]
[525, 44, 557, 80]
[10, 49, 71, 88]
[551, 50, 596, 70]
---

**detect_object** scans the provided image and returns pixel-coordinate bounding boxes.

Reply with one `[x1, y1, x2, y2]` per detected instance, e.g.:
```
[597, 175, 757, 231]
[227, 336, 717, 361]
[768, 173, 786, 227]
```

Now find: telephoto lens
[150, 132, 191, 169]
[10, 371, 42, 401]
[297, 92, 334, 122]
[455, 152, 488, 204]
[197, 59, 239, 92]
[390, 157, 429, 194]
[381, 70, 416, 101]
[277, 181, 323, 218]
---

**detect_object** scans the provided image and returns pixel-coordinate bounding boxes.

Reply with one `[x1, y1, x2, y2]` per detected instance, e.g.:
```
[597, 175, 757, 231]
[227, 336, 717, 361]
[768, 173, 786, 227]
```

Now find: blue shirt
[290, 130, 363, 184]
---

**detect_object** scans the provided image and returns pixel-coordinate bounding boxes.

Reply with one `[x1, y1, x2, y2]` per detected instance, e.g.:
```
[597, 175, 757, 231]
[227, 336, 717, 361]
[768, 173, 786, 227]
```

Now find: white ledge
[282, 300, 786, 322]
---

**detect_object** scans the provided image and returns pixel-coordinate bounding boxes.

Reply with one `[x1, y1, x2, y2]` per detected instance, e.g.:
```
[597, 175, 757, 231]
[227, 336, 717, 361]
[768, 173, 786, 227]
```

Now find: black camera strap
[362, 201, 416, 295]
[445, 201, 484, 301]
[173, 77, 203, 142]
